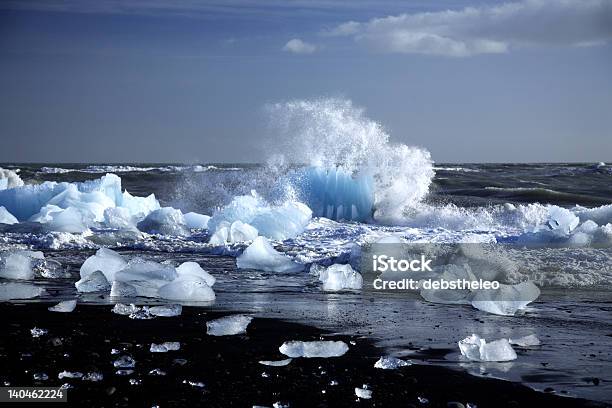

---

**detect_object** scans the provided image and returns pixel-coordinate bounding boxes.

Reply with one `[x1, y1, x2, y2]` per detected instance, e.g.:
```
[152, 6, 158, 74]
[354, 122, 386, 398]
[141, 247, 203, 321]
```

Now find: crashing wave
[0, 168, 24, 190]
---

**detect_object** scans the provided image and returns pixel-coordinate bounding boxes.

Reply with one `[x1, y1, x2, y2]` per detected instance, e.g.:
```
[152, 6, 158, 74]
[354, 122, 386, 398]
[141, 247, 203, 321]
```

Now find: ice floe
[374, 356, 411, 369]
[458, 334, 517, 362]
[48, 300, 77, 313]
[315, 263, 363, 291]
[279, 340, 349, 358]
[206, 315, 253, 336]
[237, 237, 303, 272]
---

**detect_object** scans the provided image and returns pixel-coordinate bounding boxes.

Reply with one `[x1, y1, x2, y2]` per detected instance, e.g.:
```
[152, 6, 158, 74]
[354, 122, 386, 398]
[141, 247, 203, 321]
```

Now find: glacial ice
[0, 282, 45, 300]
[206, 315, 253, 336]
[259, 359, 292, 367]
[75, 270, 110, 292]
[184, 212, 210, 229]
[355, 385, 372, 399]
[150, 342, 180, 352]
[230, 220, 259, 242]
[137, 207, 190, 236]
[111, 303, 139, 316]
[149, 304, 182, 317]
[236, 236, 304, 272]
[316, 264, 363, 291]
[113, 355, 136, 368]
[458, 334, 517, 362]
[48, 300, 77, 313]
[158, 276, 215, 302]
[208, 193, 312, 241]
[509, 334, 541, 347]
[279, 340, 349, 358]
[79, 248, 127, 282]
[471, 281, 540, 316]
[58, 371, 84, 379]
[209, 223, 230, 245]
[175, 262, 215, 286]
[0, 250, 44, 280]
[110, 281, 138, 297]
[0, 167, 24, 190]
[0, 206, 18, 224]
[374, 356, 411, 369]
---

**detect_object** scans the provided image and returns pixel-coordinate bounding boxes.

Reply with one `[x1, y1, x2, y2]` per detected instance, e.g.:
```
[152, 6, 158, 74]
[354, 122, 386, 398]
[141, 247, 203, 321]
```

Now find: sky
[1, 0, 611, 163]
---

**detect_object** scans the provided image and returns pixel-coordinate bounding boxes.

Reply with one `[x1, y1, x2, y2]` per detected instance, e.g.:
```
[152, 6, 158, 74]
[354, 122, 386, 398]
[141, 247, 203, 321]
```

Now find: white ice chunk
[120, 190, 160, 219]
[176, 262, 215, 286]
[0, 282, 45, 300]
[113, 355, 136, 368]
[149, 304, 182, 317]
[48, 300, 77, 313]
[458, 334, 517, 362]
[137, 207, 189, 236]
[112, 303, 139, 315]
[355, 386, 372, 399]
[40, 206, 90, 233]
[509, 334, 541, 347]
[80, 248, 127, 281]
[0, 250, 43, 280]
[150, 342, 181, 352]
[115, 258, 177, 282]
[259, 359, 292, 367]
[0, 206, 18, 224]
[158, 277, 215, 302]
[110, 281, 138, 297]
[374, 356, 411, 369]
[236, 237, 303, 273]
[229, 220, 258, 242]
[75, 270, 110, 293]
[184, 212, 210, 229]
[279, 340, 349, 358]
[471, 281, 540, 316]
[103, 207, 137, 230]
[317, 264, 363, 291]
[208, 225, 229, 245]
[206, 315, 253, 336]
[58, 371, 83, 379]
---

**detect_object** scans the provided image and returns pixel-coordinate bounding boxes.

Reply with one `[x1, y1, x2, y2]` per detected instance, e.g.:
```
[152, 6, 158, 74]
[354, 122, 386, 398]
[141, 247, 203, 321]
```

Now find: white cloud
[329, 0, 612, 57]
[283, 38, 318, 54]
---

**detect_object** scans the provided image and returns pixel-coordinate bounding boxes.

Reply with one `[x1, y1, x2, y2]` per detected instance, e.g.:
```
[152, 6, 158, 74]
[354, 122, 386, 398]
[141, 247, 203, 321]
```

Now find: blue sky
[1, 0, 611, 163]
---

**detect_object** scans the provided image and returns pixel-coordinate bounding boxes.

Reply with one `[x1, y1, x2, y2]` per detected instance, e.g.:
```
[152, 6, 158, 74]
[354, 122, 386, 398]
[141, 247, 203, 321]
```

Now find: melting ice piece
[75, 270, 110, 293]
[48, 300, 77, 313]
[80, 248, 127, 282]
[206, 315, 253, 336]
[0, 206, 18, 224]
[137, 207, 190, 236]
[82, 372, 103, 382]
[110, 281, 138, 297]
[184, 212, 210, 229]
[0, 250, 43, 280]
[112, 303, 139, 315]
[149, 304, 182, 317]
[158, 277, 215, 302]
[150, 342, 181, 352]
[0, 282, 45, 300]
[113, 355, 136, 368]
[236, 237, 303, 273]
[458, 334, 517, 362]
[279, 340, 349, 358]
[31, 327, 48, 337]
[317, 264, 363, 291]
[258, 359, 292, 367]
[471, 281, 540, 316]
[509, 334, 541, 347]
[355, 385, 373, 399]
[374, 356, 411, 370]
[58, 371, 83, 379]
[176, 262, 215, 286]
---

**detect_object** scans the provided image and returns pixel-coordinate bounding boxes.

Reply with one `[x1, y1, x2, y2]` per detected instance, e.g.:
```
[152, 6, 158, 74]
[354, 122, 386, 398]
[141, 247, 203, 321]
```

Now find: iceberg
[471, 281, 540, 316]
[183, 212, 210, 229]
[48, 300, 77, 313]
[374, 356, 411, 369]
[458, 334, 517, 362]
[0, 206, 18, 224]
[236, 236, 303, 272]
[509, 334, 541, 347]
[279, 340, 349, 358]
[0, 282, 44, 300]
[75, 270, 110, 292]
[0, 250, 44, 280]
[137, 207, 189, 236]
[316, 264, 363, 291]
[79, 248, 127, 282]
[206, 315, 253, 336]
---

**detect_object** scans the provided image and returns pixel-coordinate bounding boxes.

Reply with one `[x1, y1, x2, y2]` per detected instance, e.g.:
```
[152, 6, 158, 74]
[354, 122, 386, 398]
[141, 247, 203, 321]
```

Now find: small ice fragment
[206, 315, 253, 336]
[417, 396, 429, 404]
[183, 380, 205, 388]
[374, 356, 411, 369]
[83, 372, 103, 382]
[75, 270, 110, 293]
[509, 334, 541, 347]
[113, 355, 136, 368]
[58, 371, 83, 379]
[273, 403, 290, 408]
[317, 264, 363, 291]
[355, 385, 372, 399]
[129, 307, 155, 320]
[236, 237, 304, 273]
[148, 368, 167, 376]
[129, 378, 141, 385]
[149, 304, 182, 317]
[258, 359, 292, 367]
[33, 373, 48, 381]
[458, 334, 517, 362]
[31, 327, 48, 338]
[279, 340, 349, 358]
[115, 369, 134, 376]
[48, 300, 77, 313]
[150, 342, 181, 353]
[112, 303, 139, 315]
[110, 280, 138, 297]
[0, 282, 45, 300]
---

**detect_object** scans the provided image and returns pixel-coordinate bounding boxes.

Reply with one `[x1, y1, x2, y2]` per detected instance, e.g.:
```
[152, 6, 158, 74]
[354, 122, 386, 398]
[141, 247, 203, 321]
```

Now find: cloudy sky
[1, 0, 611, 163]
